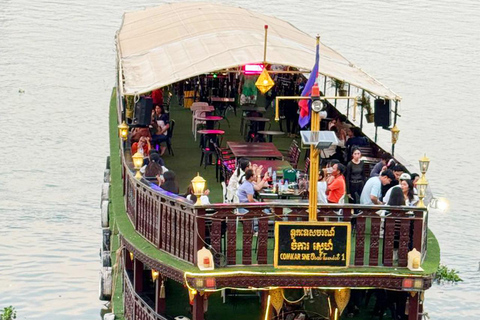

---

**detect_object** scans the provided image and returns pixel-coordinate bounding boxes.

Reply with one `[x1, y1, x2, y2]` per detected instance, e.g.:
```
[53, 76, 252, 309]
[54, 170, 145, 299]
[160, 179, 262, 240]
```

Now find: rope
[111, 240, 125, 303]
[281, 288, 307, 304]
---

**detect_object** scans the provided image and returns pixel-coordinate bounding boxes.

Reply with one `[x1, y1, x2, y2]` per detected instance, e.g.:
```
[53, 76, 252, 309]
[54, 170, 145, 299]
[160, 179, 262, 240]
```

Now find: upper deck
[109, 88, 439, 296]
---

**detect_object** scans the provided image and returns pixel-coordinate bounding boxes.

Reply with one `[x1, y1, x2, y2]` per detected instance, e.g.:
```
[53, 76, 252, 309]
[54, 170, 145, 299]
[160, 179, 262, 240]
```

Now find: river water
[0, 0, 478, 319]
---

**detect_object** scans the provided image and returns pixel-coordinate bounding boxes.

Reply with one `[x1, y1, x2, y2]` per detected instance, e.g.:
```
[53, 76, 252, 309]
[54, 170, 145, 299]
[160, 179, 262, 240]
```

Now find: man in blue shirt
[237, 169, 256, 203]
[360, 170, 395, 205]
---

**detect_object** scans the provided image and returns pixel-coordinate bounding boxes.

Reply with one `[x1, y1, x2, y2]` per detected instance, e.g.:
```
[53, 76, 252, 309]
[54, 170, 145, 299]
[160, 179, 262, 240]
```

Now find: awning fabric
[117, 2, 400, 100]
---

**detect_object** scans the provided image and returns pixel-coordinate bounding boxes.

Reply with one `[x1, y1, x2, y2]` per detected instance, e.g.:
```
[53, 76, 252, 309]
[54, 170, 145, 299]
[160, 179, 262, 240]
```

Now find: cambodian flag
[298, 41, 320, 128]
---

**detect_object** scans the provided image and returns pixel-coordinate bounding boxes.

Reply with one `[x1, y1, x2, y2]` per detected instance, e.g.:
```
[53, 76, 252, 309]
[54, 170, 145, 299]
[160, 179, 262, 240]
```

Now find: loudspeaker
[132, 96, 153, 126]
[374, 99, 391, 127]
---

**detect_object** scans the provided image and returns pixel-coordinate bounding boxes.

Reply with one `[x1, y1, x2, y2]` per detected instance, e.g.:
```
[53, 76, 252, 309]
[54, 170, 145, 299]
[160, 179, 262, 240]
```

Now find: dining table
[257, 130, 285, 142]
[227, 141, 283, 159]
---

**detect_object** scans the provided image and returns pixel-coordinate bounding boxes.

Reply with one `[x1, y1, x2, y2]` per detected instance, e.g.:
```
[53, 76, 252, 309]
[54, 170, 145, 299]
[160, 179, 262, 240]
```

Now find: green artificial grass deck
[108, 88, 440, 319]
[161, 93, 299, 203]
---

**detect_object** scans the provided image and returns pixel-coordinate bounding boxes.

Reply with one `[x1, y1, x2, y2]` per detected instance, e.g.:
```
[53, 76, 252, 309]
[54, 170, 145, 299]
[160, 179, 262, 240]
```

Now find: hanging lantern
[269, 289, 284, 315]
[419, 154, 430, 175]
[151, 269, 159, 282]
[129, 252, 134, 261]
[191, 173, 206, 205]
[255, 68, 275, 94]
[334, 288, 351, 316]
[391, 124, 400, 144]
[118, 121, 129, 141]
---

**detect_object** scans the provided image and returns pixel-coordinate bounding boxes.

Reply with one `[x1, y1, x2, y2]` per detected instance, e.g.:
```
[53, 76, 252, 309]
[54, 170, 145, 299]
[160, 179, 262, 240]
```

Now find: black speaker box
[374, 99, 391, 128]
[132, 96, 153, 126]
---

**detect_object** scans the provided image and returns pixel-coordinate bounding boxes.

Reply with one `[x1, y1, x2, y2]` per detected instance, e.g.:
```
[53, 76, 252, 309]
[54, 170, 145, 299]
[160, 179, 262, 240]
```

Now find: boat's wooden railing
[124, 270, 167, 320]
[122, 163, 428, 269]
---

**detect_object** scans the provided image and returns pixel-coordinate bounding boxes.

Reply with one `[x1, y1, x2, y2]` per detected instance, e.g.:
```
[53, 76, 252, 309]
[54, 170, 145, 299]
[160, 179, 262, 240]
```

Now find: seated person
[185, 184, 211, 205]
[237, 169, 257, 203]
[131, 136, 151, 164]
[130, 126, 151, 144]
[227, 159, 270, 202]
[150, 104, 170, 155]
[142, 152, 168, 180]
[158, 170, 179, 194]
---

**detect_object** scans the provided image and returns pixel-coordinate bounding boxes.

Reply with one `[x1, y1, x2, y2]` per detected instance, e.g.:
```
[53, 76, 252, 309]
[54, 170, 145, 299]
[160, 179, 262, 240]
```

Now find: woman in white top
[226, 158, 270, 202]
[400, 179, 419, 206]
[317, 169, 328, 204]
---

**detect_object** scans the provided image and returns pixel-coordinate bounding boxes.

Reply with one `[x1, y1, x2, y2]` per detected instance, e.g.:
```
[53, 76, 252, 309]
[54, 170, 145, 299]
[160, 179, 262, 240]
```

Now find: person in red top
[326, 163, 346, 203]
[131, 136, 151, 163]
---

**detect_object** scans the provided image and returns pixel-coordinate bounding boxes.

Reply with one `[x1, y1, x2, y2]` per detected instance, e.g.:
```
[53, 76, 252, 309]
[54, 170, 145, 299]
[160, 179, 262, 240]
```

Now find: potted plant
[331, 78, 348, 96]
[359, 92, 374, 123]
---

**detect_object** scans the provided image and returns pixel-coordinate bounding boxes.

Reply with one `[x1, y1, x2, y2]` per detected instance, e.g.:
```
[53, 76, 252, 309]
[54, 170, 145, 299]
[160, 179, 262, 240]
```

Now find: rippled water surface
[1, 0, 479, 319]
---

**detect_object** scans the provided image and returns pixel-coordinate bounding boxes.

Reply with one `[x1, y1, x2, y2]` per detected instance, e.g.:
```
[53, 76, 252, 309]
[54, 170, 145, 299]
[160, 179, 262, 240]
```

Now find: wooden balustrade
[124, 271, 167, 320]
[122, 158, 428, 269]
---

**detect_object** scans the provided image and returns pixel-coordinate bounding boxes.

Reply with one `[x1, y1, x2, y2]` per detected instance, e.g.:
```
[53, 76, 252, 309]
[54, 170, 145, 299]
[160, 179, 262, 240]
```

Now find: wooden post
[133, 258, 143, 292]
[408, 292, 420, 320]
[125, 249, 133, 271]
[192, 293, 205, 320]
[194, 209, 206, 266]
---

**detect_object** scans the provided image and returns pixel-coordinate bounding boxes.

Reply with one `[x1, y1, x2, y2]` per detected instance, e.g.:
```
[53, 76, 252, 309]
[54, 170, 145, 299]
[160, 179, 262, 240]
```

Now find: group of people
[317, 149, 420, 208]
[226, 158, 271, 203]
[129, 102, 210, 205]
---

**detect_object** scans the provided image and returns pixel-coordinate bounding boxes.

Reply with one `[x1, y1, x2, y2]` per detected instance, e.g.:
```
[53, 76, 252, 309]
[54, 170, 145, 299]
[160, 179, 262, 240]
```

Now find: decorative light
[132, 152, 144, 179]
[264, 294, 271, 320]
[416, 174, 428, 207]
[129, 252, 134, 261]
[255, 68, 275, 94]
[118, 121, 129, 141]
[151, 269, 159, 281]
[430, 197, 449, 212]
[243, 64, 264, 75]
[391, 124, 400, 144]
[311, 84, 324, 113]
[419, 154, 430, 175]
[191, 173, 206, 205]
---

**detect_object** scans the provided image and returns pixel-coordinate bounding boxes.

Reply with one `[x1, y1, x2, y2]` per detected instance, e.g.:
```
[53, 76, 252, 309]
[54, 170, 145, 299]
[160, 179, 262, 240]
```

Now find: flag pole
[308, 35, 321, 222]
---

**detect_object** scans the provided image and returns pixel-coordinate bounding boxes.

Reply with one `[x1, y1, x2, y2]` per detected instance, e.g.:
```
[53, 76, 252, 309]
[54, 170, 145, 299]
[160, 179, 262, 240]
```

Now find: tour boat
[100, 3, 440, 320]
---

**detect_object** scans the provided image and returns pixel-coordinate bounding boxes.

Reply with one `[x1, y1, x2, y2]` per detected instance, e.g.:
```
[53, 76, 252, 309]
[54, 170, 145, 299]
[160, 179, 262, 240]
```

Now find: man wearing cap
[360, 170, 395, 205]
[382, 172, 411, 205]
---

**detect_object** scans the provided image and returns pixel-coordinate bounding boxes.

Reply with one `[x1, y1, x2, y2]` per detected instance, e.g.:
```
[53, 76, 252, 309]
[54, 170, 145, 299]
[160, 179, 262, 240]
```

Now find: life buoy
[103, 313, 115, 320]
[101, 183, 109, 203]
[104, 169, 110, 183]
[102, 228, 111, 252]
[101, 247, 111, 267]
[101, 200, 109, 228]
[99, 267, 112, 301]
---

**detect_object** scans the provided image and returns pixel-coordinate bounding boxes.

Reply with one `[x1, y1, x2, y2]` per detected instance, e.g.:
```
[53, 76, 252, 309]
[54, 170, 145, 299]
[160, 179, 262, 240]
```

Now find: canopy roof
[117, 2, 400, 100]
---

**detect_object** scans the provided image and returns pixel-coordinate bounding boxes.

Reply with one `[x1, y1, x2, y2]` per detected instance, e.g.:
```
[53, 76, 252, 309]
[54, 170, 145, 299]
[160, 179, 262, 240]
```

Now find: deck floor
[162, 96, 301, 202]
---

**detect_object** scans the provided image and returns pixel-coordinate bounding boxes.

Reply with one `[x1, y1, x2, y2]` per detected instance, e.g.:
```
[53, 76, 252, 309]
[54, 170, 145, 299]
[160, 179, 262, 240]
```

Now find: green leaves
[1, 306, 16, 320]
[435, 264, 463, 284]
